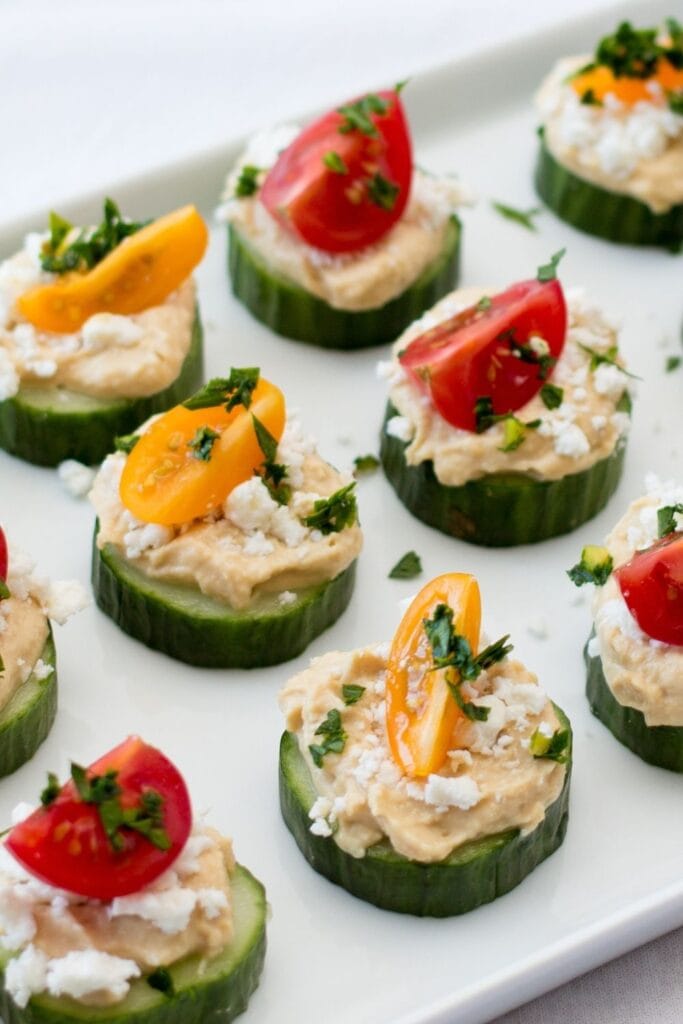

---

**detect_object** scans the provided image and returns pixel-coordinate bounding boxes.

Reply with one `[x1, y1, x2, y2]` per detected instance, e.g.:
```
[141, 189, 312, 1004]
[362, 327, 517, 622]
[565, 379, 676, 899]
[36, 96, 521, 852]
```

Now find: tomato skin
[260, 89, 412, 253]
[399, 279, 567, 431]
[0, 527, 7, 582]
[615, 533, 683, 647]
[6, 737, 192, 900]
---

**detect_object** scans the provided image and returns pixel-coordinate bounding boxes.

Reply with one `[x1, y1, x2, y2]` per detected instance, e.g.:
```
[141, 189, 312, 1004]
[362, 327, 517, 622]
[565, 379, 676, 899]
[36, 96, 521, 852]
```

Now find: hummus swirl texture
[280, 645, 566, 863]
[592, 480, 683, 726]
[0, 235, 197, 401]
[536, 56, 683, 214]
[385, 285, 630, 486]
[0, 597, 49, 712]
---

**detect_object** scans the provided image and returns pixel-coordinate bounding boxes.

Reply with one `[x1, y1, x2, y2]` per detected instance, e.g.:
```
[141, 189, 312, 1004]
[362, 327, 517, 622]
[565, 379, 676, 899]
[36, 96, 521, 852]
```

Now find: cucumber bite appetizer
[570, 477, 683, 771]
[218, 87, 467, 348]
[380, 255, 631, 546]
[90, 368, 363, 667]
[0, 526, 86, 777]
[279, 572, 571, 916]
[0, 736, 267, 1023]
[0, 201, 207, 466]
[535, 20, 683, 247]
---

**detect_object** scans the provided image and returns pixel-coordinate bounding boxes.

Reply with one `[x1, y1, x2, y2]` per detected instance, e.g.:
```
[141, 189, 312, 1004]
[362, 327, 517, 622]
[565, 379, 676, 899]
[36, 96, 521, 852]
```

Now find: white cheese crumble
[385, 415, 414, 442]
[45, 949, 140, 1003]
[424, 774, 481, 810]
[5, 945, 48, 1008]
[123, 522, 174, 560]
[81, 313, 144, 350]
[278, 590, 297, 607]
[57, 460, 97, 499]
[109, 887, 198, 934]
[593, 362, 629, 399]
[32, 658, 53, 681]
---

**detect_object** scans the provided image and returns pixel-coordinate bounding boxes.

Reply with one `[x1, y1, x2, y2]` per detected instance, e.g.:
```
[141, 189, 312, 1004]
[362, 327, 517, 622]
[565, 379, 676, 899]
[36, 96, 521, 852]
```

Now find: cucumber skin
[0, 630, 56, 778]
[0, 865, 266, 1024]
[92, 534, 357, 669]
[0, 312, 204, 468]
[585, 635, 683, 772]
[279, 713, 571, 917]
[535, 133, 683, 250]
[227, 217, 461, 349]
[380, 402, 626, 547]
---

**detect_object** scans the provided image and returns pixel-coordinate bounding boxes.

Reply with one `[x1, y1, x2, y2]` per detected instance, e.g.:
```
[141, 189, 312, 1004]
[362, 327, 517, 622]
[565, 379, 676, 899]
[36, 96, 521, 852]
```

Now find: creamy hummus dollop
[536, 55, 683, 213]
[280, 644, 567, 863]
[91, 415, 362, 610]
[383, 285, 630, 487]
[0, 234, 197, 402]
[591, 476, 683, 726]
[0, 823, 234, 1009]
[218, 125, 471, 312]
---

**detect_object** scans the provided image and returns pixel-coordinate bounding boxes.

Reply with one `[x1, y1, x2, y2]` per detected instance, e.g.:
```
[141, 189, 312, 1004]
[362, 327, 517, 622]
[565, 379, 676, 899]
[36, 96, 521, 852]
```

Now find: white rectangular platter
[1, 1, 682, 1021]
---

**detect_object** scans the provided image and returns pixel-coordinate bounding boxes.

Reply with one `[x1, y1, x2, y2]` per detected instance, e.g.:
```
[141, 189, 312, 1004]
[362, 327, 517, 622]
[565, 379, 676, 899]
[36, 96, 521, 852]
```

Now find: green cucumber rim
[0, 627, 57, 778]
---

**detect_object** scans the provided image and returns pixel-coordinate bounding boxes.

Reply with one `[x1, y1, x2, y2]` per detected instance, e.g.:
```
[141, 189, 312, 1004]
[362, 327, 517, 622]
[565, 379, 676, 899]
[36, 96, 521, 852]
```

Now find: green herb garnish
[114, 433, 140, 455]
[389, 551, 422, 580]
[303, 483, 357, 534]
[352, 453, 380, 476]
[40, 198, 147, 274]
[0, 578, 10, 600]
[252, 414, 290, 505]
[506, 329, 557, 380]
[147, 968, 175, 998]
[337, 94, 389, 137]
[367, 172, 400, 211]
[540, 382, 564, 410]
[668, 91, 683, 115]
[69, 763, 170, 853]
[657, 504, 683, 537]
[187, 425, 220, 462]
[309, 709, 347, 767]
[323, 151, 348, 174]
[567, 545, 613, 586]
[578, 343, 638, 379]
[40, 772, 61, 807]
[580, 88, 602, 105]
[234, 165, 262, 198]
[183, 368, 260, 413]
[342, 683, 366, 706]
[530, 726, 570, 763]
[491, 201, 541, 232]
[476, 296, 492, 312]
[666, 355, 682, 373]
[537, 248, 566, 282]
[474, 399, 540, 450]
[616, 390, 632, 414]
[593, 21, 665, 79]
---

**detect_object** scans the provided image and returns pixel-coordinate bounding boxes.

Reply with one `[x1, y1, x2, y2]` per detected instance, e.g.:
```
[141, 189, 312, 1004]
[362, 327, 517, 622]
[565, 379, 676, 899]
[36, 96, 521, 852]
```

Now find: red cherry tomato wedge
[615, 533, 683, 647]
[260, 89, 412, 253]
[6, 737, 192, 900]
[0, 527, 7, 583]
[399, 279, 567, 431]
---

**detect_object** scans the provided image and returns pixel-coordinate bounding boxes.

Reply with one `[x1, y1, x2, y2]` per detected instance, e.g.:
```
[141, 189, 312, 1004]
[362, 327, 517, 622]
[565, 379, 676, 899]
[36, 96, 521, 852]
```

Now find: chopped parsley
[337, 94, 389, 137]
[616, 390, 632, 414]
[593, 21, 669, 79]
[303, 483, 357, 534]
[577, 343, 639, 380]
[657, 504, 683, 537]
[540, 382, 564, 410]
[309, 709, 347, 767]
[567, 545, 613, 586]
[114, 433, 140, 455]
[491, 201, 542, 232]
[352, 453, 380, 476]
[669, 91, 683, 115]
[367, 172, 400, 211]
[537, 248, 566, 283]
[476, 296, 492, 312]
[252, 414, 290, 505]
[507, 329, 557, 380]
[40, 198, 147, 274]
[666, 355, 682, 373]
[187, 425, 220, 462]
[474, 399, 540, 450]
[40, 772, 61, 807]
[147, 967, 175, 998]
[342, 683, 366, 706]
[388, 551, 422, 580]
[234, 165, 262, 198]
[183, 368, 260, 413]
[395, 79, 410, 94]
[70, 763, 170, 853]
[580, 88, 602, 105]
[0, 578, 10, 601]
[530, 726, 571, 764]
[323, 151, 348, 175]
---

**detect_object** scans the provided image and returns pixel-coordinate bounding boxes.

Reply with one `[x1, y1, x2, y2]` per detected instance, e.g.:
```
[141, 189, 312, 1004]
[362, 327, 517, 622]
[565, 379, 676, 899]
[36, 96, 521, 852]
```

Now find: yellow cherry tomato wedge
[572, 58, 683, 105]
[119, 379, 285, 526]
[18, 205, 208, 334]
[386, 573, 481, 778]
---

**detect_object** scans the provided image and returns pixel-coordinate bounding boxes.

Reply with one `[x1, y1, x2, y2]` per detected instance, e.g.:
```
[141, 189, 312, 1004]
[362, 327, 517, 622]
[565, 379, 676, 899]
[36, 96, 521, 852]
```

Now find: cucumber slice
[227, 217, 461, 349]
[92, 533, 357, 668]
[0, 864, 266, 1024]
[0, 311, 204, 468]
[279, 711, 571, 916]
[380, 402, 627, 546]
[0, 628, 57, 778]
[585, 634, 683, 772]
[535, 132, 683, 250]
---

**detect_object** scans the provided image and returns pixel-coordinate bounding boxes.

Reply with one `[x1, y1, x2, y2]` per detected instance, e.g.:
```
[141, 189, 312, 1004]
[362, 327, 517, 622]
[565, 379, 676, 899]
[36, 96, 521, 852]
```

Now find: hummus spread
[0, 597, 49, 713]
[0, 825, 234, 1008]
[280, 645, 566, 863]
[536, 56, 683, 214]
[218, 125, 470, 312]
[91, 416, 362, 610]
[385, 285, 630, 486]
[592, 478, 683, 726]
[0, 235, 197, 402]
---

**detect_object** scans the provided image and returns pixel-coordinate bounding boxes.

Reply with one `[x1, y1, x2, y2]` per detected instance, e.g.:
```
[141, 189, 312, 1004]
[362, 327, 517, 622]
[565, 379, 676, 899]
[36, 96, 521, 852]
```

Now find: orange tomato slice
[572, 58, 683, 105]
[119, 378, 285, 526]
[18, 205, 208, 334]
[385, 573, 481, 778]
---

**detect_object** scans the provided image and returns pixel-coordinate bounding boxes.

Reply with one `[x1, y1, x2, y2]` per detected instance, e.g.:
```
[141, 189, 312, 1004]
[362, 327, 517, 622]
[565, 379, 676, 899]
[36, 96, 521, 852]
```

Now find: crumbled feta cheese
[424, 774, 481, 810]
[224, 477, 278, 532]
[57, 460, 97, 499]
[124, 523, 174, 560]
[109, 887, 197, 934]
[5, 945, 47, 1008]
[593, 363, 627, 399]
[32, 659, 53, 681]
[173, 832, 214, 877]
[278, 590, 297, 607]
[385, 415, 413, 442]
[537, 721, 554, 739]
[554, 422, 590, 458]
[25, 358, 57, 379]
[242, 531, 275, 556]
[37, 579, 89, 624]
[587, 634, 601, 658]
[81, 313, 144, 350]
[309, 817, 333, 837]
[270, 505, 308, 547]
[195, 888, 229, 919]
[596, 597, 648, 644]
[46, 950, 140, 1002]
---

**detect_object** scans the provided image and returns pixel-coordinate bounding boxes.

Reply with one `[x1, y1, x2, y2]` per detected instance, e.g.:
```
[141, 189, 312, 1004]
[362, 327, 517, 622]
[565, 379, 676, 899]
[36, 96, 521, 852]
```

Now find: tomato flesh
[615, 533, 683, 646]
[0, 527, 7, 582]
[260, 89, 412, 253]
[6, 737, 192, 899]
[399, 279, 567, 431]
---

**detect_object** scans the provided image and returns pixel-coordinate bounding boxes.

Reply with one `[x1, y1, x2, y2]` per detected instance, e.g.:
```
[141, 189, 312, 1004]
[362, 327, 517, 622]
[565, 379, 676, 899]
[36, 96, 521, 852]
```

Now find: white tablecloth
[1, 1, 681, 1020]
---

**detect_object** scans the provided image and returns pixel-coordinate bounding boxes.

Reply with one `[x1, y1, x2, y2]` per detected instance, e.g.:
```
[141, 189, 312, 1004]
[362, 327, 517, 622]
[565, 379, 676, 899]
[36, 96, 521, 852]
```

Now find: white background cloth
[1, 0, 682, 1020]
